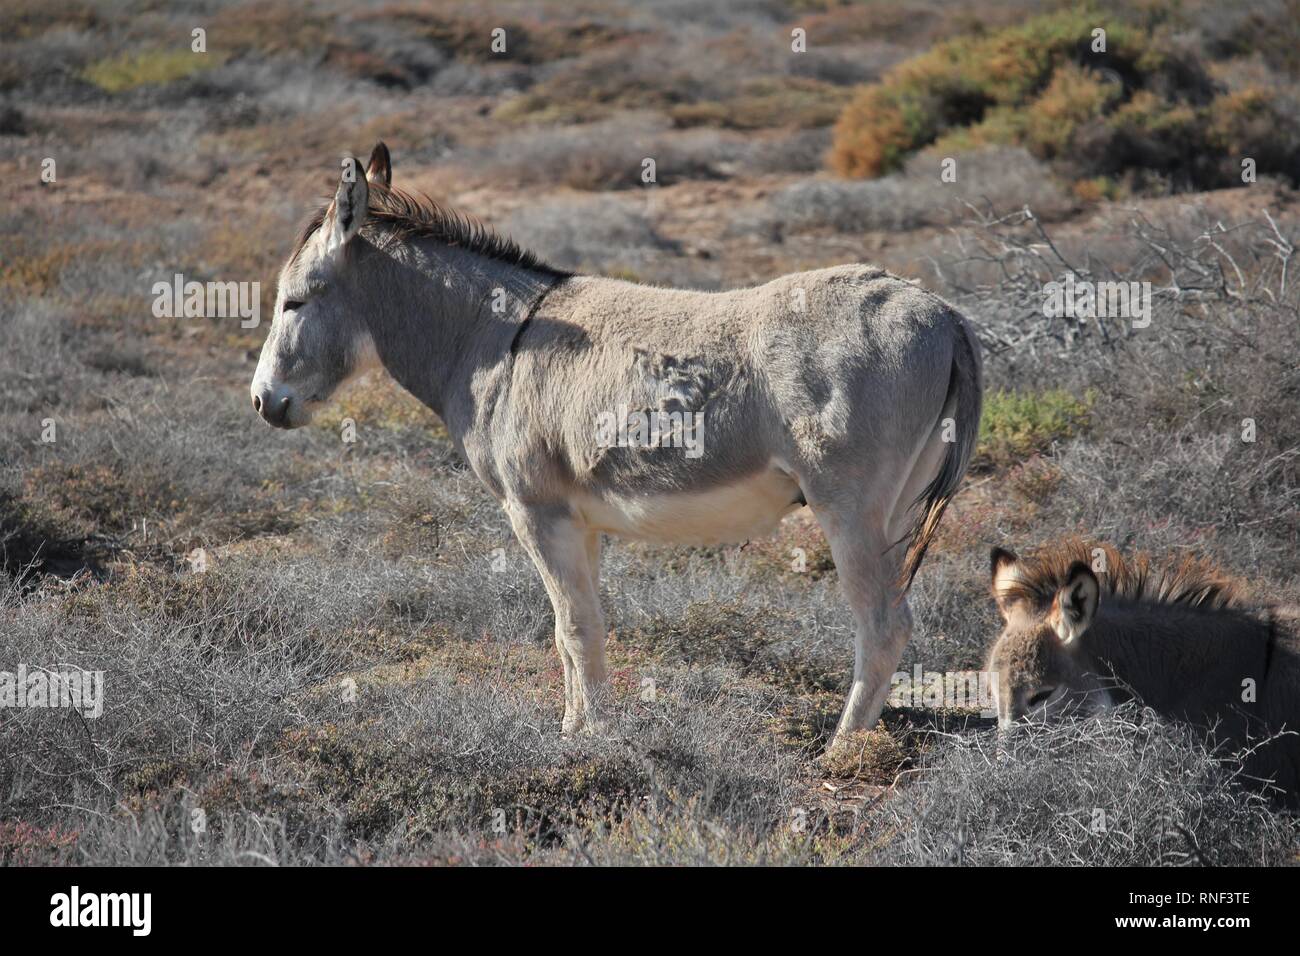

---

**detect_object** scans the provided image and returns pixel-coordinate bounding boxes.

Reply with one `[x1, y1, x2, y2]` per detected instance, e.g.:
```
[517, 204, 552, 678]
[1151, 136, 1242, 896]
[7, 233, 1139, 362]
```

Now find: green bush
[830, 10, 1158, 176]
[976, 388, 1094, 468]
[829, 7, 1299, 191]
[1022, 61, 1121, 158]
[82, 50, 221, 93]
[1205, 86, 1300, 184]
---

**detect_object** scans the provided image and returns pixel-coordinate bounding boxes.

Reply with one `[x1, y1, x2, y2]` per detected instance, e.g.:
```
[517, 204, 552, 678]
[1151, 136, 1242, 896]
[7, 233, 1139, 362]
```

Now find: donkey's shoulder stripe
[509, 277, 564, 357]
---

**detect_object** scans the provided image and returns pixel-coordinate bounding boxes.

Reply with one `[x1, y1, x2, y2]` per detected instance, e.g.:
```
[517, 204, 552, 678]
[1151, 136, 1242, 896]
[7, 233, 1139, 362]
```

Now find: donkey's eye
[1026, 687, 1056, 708]
[283, 300, 306, 313]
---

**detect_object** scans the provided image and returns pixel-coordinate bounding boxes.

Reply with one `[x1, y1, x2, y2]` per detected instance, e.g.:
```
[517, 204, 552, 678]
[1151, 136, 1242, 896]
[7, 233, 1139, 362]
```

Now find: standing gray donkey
[251, 144, 983, 748]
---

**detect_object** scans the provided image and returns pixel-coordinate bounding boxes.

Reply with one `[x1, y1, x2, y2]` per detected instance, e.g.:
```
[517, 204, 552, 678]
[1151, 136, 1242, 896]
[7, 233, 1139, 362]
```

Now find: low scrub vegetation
[829, 7, 1300, 192]
[82, 49, 225, 93]
[763, 146, 1074, 235]
[976, 388, 1095, 469]
[869, 709, 1298, 865]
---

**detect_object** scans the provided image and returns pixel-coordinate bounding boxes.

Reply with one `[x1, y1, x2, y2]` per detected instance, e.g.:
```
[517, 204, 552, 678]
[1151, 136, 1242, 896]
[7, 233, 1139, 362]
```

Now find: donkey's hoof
[560, 713, 610, 736]
[582, 715, 611, 736]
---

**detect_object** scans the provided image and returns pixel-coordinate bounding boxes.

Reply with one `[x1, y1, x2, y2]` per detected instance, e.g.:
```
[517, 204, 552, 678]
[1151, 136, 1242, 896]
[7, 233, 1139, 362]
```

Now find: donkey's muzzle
[252, 383, 294, 428]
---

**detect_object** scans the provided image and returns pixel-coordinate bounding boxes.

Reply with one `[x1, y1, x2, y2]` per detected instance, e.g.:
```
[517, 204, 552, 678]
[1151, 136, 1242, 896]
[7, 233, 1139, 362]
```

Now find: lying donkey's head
[984, 546, 1117, 728]
[250, 144, 392, 428]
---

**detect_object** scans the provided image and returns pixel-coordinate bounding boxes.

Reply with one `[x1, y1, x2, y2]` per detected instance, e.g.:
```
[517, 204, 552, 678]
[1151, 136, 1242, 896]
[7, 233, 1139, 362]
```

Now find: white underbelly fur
[577, 466, 804, 545]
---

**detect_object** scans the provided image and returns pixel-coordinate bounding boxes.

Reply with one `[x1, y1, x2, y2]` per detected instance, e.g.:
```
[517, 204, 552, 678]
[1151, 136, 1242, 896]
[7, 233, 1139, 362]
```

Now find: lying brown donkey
[985, 540, 1299, 802]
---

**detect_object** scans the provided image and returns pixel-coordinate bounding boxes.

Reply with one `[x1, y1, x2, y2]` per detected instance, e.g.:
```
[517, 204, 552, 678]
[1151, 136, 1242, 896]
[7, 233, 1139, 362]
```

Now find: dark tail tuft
[897, 319, 982, 591]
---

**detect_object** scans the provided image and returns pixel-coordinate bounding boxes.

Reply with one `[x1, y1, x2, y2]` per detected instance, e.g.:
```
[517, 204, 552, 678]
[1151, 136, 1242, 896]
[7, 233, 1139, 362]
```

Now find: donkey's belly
[577, 466, 804, 545]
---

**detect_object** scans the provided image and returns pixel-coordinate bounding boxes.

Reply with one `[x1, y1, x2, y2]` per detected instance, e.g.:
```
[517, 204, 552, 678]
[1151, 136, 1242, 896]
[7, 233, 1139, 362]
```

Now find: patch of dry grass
[866, 709, 1298, 865]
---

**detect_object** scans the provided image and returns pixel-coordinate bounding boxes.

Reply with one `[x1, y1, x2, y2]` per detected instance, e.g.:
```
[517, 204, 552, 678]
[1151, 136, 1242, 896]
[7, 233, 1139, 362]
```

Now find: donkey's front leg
[505, 501, 608, 733]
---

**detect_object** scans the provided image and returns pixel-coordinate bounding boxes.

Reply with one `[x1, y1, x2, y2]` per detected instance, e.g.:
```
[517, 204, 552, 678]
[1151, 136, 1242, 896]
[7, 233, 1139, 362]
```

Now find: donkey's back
[510, 263, 976, 485]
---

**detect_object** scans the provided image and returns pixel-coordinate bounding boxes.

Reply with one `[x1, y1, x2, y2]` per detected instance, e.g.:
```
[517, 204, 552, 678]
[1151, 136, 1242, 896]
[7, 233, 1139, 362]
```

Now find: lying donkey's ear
[366, 142, 391, 187]
[1052, 561, 1099, 644]
[990, 547, 1024, 618]
[326, 155, 368, 254]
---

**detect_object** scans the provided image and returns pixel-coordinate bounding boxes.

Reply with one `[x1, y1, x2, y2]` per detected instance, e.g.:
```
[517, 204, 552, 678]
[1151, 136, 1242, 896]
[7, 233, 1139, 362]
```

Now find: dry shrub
[355, 5, 629, 65]
[743, 512, 836, 583]
[493, 37, 698, 124]
[933, 202, 1300, 577]
[480, 117, 747, 191]
[668, 77, 852, 130]
[0, 0, 99, 40]
[766, 146, 1072, 235]
[791, 0, 1032, 50]
[867, 710, 1299, 865]
[1007, 456, 1065, 505]
[209, 2, 339, 57]
[823, 728, 907, 783]
[1204, 86, 1300, 183]
[503, 194, 674, 273]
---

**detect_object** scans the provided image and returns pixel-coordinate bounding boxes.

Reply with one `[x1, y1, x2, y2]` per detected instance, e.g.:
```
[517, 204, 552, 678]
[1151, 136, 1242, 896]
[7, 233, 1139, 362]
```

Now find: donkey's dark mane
[293, 182, 571, 278]
[1005, 539, 1249, 612]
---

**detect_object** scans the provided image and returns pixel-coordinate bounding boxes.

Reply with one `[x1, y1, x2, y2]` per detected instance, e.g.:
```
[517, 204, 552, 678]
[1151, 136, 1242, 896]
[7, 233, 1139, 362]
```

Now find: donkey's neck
[357, 237, 557, 429]
[1085, 598, 1271, 718]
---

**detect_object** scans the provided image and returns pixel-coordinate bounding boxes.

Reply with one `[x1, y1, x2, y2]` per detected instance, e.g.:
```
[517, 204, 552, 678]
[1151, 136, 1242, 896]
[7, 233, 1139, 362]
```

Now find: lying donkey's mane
[294, 182, 572, 278]
[1006, 538, 1249, 611]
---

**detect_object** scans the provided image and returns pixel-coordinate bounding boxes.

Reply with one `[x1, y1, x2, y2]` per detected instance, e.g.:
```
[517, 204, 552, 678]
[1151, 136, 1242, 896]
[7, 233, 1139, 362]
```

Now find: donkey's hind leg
[505, 501, 609, 733]
[812, 506, 913, 750]
[812, 382, 956, 749]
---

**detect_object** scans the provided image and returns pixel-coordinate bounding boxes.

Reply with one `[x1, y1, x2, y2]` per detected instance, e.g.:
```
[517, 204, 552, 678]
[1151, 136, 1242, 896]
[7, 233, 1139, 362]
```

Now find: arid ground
[2, 0, 1299, 864]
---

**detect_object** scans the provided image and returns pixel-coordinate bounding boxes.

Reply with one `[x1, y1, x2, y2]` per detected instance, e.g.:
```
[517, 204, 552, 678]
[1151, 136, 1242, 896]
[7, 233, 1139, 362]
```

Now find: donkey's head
[251, 144, 393, 428]
[985, 546, 1116, 728]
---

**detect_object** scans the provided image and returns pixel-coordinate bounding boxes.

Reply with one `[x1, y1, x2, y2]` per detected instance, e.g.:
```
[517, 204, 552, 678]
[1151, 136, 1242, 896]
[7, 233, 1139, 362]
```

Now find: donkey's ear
[365, 141, 391, 187]
[1053, 562, 1099, 644]
[991, 547, 1019, 578]
[990, 547, 1023, 617]
[326, 156, 369, 254]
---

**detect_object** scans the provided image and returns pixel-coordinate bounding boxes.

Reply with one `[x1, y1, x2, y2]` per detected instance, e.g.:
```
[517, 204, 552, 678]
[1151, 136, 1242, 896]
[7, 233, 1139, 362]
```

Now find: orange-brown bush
[829, 8, 1300, 191]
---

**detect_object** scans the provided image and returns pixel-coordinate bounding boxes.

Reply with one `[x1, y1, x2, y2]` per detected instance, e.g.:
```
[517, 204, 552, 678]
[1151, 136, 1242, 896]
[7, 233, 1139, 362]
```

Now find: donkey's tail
[897, 315, 983, 591]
